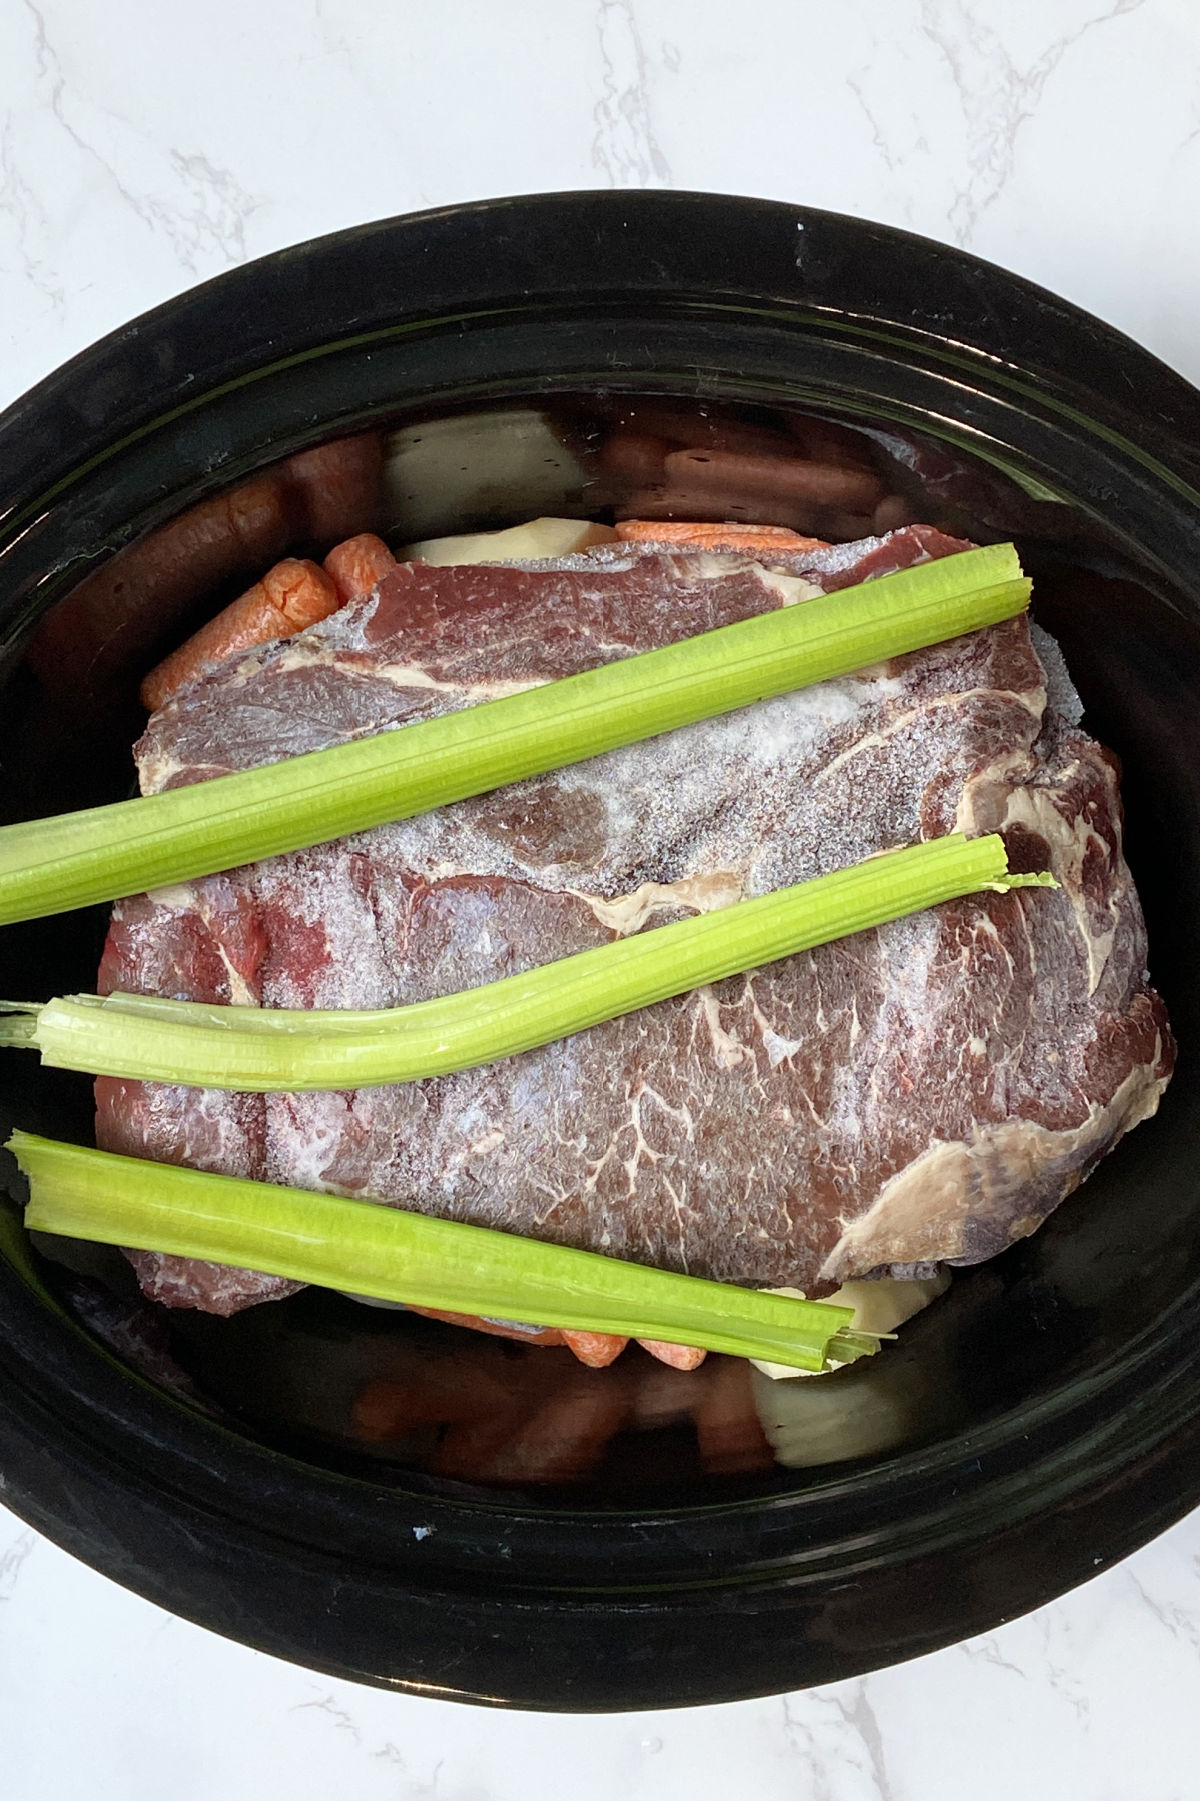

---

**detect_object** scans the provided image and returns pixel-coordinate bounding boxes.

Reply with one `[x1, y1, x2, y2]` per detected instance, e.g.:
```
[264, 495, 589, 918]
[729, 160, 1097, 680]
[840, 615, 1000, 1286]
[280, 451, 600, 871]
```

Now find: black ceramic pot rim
[2, 192, 1200, 1709]
[4, 192, 1200, 582]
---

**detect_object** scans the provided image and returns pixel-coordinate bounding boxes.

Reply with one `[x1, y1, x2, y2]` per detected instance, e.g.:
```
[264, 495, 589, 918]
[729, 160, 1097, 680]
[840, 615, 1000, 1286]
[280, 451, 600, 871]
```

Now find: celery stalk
[10, 1131, 875, 1372]
[0, 544, 1029, 926]
[0, 835, 1055, 1090]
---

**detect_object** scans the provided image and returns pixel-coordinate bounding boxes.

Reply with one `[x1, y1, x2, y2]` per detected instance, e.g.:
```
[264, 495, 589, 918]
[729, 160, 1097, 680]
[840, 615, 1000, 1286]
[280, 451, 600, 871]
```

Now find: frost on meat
[95, 527, 1174, 1315]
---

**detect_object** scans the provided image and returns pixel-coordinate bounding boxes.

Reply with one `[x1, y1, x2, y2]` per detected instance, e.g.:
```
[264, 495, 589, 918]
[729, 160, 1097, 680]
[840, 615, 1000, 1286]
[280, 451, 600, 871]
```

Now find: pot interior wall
[2, 374, 1196, 1505]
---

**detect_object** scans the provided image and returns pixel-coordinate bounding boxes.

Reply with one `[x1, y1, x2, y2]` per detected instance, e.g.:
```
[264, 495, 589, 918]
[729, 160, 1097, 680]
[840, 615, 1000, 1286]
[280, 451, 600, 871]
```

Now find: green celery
[0, 835, 1056, 1090]
[11, 1131, 877, 1373]
[0, 544, 1029, 926]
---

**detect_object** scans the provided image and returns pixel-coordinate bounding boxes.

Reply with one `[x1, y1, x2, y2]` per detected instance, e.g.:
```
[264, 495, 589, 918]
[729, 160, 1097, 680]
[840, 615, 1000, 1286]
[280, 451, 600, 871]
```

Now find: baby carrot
[139, 557, 340, 711]
[614, 520, 829, 554]
[323, 532, 398, 603]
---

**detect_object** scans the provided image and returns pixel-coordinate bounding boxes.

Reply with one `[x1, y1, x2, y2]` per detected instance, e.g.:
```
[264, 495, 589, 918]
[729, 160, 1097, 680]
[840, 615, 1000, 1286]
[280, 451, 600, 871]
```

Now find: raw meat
[95, 527, 1174, 1314]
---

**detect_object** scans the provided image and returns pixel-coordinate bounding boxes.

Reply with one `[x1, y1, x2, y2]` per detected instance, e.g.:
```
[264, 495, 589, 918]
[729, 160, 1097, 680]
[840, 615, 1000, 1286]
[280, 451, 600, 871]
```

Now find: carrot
[404, 1304, 566, 1348]
[783, 414, 879, 470]
[616, 485, 826, 533]
[403, 1305, 710, 1371]
[437, 1383, 633, 1484]
[28, 473, 297, 706]
[690, 1356, 775, 1473]
[636, 1339, 708, 1370]
[263, 557, 343, 629]
[429, 1407, 544, 1480]
[409, 1310, 633, 1369]
[614, 520, 829, 554]
[352, 1374, 486, 1439]
[664, 448, 885, 513]
[285, 433, 384, 543]
[139, 557, 339, 712]
[138, 525, 394, 713]
[30, 432, 384, 710]
[350, 1343, 523, 1443]
[322, 532, 398, 603]
[595, 415, 888, 529]
[616, 441, 887, 534]
[223, 474, 298, 558]
[562, 1330, 629, 1367]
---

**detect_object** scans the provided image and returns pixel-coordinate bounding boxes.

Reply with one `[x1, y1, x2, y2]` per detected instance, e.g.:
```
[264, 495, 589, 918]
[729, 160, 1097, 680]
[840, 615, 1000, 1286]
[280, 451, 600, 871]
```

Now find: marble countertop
[3, 2, 1200, 1795]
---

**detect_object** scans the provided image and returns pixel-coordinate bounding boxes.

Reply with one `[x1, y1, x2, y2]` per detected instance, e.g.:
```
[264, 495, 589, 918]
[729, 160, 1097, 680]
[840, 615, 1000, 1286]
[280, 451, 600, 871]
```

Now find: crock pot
[2, 191, 1199, 1709]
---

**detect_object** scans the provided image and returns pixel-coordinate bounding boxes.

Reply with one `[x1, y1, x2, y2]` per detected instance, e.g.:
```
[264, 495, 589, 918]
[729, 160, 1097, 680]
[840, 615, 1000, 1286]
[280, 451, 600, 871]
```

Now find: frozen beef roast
[95, 527, 1174, 1314]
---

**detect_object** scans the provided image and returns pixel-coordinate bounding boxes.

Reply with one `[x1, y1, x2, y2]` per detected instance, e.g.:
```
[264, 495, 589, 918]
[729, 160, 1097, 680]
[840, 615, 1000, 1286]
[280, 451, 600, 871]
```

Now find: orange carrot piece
[222, 473, 299, 559]
[28, 473, 297, 707]
[615, 485, 824, 534]
[437, 1383, 633, 1484]
[139, 557, 338, 711]
[405, 1305, 566, 1348]
[690, 1357, 775, 1473]
[428, 1408, 544, 1480]
[264, 557, 342, 629]
[404, 1303, 635, 1366]
[664, 448, 885, 512]
[352, 1375, 479, 1439]
[323, 532, 398, 603]
[561, 1330, 630, 1368]
[637, 1339, 708, 1371]
[285, 433, 383, 543]
[614, 520, 829, 554]
[410, 1308, 630, 1367]
[783, 414, 879, 470]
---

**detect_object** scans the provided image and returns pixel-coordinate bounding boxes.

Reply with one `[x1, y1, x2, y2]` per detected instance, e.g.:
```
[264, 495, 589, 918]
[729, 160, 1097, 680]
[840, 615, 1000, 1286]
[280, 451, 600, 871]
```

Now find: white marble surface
[3, 1, 1200, 1795]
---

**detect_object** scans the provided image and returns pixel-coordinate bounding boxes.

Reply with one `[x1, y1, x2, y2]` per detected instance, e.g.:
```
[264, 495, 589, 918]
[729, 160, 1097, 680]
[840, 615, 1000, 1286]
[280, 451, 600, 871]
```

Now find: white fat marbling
[3, 1, 1200, 1795]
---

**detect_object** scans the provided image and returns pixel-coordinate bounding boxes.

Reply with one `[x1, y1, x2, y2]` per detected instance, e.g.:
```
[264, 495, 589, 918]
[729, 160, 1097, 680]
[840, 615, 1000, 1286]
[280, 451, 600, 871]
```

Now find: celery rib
[9, 1130, 871, 1372]
[0, 836, 1055, 1090]
[0, 544, 1029, 927]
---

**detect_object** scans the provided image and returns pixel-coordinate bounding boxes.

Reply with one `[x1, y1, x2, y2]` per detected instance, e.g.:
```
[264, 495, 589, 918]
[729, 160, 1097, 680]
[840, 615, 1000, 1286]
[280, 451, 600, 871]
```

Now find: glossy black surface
[2, 192, 1200, 1709]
